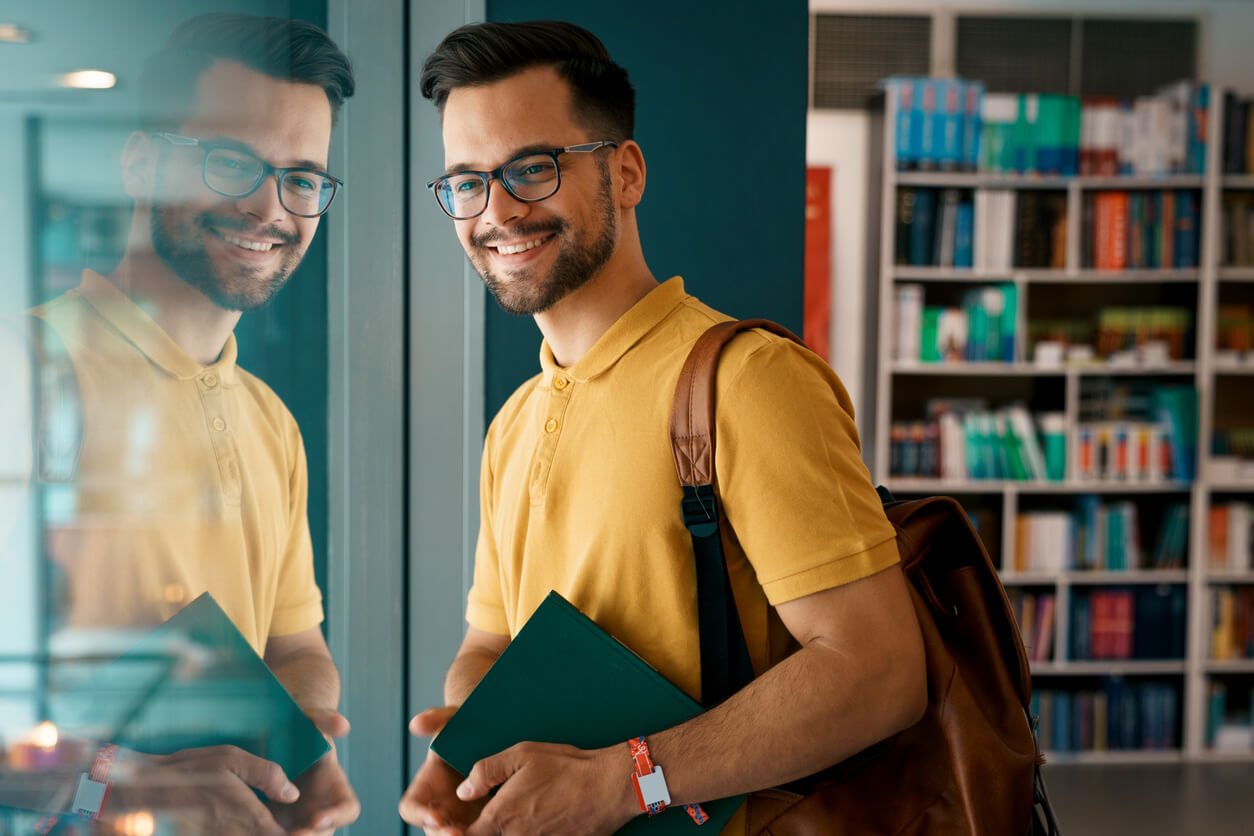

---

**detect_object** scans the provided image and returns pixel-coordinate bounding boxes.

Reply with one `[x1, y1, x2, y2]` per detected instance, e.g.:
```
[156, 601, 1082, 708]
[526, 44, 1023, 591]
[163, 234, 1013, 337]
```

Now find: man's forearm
[272, 651, 341, 714]
[443, 648, 500, 706]
[639, 639, 925, 806]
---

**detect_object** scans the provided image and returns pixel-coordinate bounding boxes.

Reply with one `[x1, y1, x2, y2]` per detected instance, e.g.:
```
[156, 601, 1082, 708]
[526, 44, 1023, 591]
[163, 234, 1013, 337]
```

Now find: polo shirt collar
[77, 269, 239, 384]
[539, 276, 688, 383]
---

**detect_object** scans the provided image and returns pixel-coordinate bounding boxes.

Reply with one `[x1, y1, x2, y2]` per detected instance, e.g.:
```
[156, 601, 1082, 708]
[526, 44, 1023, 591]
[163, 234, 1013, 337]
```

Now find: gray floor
[1045, 763, 1254, 835]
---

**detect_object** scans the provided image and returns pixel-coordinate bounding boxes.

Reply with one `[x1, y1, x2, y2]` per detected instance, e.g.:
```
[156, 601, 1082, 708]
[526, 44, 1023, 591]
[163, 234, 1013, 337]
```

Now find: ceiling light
[0, 24, 31, 43]
[57, 70, 116, 90]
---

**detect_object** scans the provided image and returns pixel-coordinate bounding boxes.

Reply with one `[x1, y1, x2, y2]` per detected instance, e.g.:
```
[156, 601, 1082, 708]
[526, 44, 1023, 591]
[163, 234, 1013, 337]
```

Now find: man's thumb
[409, 706, 458, 737]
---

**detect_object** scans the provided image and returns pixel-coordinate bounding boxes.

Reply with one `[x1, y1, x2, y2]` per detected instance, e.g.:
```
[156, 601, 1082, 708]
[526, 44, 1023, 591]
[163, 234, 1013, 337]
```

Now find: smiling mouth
[211, 227, 284, 254]
[489, 233, 555, 256]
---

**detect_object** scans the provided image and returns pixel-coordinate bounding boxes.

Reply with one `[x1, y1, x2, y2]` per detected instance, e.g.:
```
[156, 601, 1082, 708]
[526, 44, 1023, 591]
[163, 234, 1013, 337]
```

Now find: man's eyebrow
[445, 143, 556, 176]
[204, 136, 328, 172]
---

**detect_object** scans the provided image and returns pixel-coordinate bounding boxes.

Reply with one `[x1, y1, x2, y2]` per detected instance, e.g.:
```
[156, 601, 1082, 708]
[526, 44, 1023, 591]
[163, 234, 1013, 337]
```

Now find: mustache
[198, 213, 300, 246]
[472, 219, 564, 248]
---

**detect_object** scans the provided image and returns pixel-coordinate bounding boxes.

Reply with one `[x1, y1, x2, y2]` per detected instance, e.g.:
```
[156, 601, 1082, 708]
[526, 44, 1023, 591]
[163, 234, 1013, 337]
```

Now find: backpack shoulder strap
[669, 318, 802, 706]
[669, 319, 802, 487]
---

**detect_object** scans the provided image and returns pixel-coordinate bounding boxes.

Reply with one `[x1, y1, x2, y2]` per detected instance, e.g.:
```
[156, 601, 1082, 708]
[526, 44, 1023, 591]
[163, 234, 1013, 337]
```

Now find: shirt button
[544, 418, 559, 434]
[203, 373, 218, 388]
[212, 417, 227, 432]
[553, 376, 570, 391]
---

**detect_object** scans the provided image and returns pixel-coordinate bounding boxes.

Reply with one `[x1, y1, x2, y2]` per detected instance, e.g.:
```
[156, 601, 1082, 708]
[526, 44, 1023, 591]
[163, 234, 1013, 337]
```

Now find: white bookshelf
[870, 86, 1254, 763]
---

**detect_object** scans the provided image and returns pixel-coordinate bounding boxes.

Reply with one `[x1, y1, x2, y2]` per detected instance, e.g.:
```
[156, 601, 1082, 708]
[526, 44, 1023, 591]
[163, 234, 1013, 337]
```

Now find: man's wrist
[594, 745, 640, 822]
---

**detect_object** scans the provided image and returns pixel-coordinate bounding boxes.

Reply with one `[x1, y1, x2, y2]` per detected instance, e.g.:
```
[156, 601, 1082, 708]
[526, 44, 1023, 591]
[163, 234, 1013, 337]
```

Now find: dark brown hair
[139, 13, 355, 131]
[420, 20, 635, 140]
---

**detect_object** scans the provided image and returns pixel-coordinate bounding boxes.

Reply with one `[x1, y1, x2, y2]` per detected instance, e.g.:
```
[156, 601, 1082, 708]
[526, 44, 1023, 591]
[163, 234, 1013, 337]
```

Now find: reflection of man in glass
[1, 13, 359, 833]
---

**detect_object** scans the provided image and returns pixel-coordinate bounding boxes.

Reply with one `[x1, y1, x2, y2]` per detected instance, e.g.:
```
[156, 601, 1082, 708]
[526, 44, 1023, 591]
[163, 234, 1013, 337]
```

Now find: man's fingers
[410, 705, 458, 737]
[457, 744, 526, 802]
[308, 708, 351, 739]
[215, 746, 299, 803]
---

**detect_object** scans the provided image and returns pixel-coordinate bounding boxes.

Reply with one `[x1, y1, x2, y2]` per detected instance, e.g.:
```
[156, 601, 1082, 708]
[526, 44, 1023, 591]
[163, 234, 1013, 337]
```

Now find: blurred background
[1, 1, 1252, 833]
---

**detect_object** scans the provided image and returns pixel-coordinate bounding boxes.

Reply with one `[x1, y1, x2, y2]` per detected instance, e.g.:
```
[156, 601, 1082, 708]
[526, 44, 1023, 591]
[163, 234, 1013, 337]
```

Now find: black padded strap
[681, 484, 755, 707]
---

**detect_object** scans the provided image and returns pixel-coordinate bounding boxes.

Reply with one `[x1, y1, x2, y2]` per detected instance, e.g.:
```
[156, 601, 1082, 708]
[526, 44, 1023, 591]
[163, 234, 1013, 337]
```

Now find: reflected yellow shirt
[32, 271, 322, 654]
[469, 278, 898, 829]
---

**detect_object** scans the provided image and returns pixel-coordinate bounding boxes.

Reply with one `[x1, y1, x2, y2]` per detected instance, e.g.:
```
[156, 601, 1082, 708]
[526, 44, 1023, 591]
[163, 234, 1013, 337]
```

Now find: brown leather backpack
[669, 320, 1059, 835]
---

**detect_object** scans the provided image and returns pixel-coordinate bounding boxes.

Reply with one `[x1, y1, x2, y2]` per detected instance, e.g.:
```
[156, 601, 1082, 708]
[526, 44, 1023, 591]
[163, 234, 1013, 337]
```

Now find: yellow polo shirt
[469, 275, 898, 700]
[29, 271, 322, 654]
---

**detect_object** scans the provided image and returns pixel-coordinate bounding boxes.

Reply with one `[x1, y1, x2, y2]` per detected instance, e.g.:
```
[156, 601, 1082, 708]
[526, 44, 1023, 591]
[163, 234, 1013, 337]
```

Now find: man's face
[441, 66, 619, 315]
[147, 60, 332, 311]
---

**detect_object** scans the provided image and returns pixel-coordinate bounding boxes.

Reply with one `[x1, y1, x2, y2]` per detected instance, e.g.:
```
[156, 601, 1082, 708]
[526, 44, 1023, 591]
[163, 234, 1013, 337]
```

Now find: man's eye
[454, 179, 480, 193]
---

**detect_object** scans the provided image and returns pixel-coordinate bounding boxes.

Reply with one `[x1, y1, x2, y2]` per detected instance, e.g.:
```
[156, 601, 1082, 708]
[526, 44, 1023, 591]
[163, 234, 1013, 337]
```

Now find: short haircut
[138, 13, 355, 132]
[420, 20, 635, 141]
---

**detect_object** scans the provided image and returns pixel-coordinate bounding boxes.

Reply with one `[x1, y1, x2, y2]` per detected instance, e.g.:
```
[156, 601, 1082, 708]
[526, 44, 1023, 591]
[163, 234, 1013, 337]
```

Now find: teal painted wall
[483, 0, 809, 420]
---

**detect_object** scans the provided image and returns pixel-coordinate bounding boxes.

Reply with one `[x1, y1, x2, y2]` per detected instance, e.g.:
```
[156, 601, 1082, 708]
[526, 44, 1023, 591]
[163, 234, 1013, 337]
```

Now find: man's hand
[399, 706, 488, 834]
[108, 745, 297, 835]
[456, 742, 637, 836]
[270, 750, 360, 835]
[305, 708, 351, 742]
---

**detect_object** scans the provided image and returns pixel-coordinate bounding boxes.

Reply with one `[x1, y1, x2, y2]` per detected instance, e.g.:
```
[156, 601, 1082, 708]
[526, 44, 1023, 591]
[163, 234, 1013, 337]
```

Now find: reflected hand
[398, 706, 485, 835]
[305, 708, 351, 742]
[270, 750, 360, 835]
[108, 745, 295, 835]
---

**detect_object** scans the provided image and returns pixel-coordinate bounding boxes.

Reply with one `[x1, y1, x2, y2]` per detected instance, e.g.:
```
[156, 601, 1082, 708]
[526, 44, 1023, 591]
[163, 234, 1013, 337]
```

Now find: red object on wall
[804, 167, 833, 362]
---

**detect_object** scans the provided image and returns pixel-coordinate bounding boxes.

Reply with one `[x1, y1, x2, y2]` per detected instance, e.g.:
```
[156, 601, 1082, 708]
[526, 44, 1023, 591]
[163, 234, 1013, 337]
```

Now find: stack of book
[1207, 683, 1254, 751]
[1013, 191, 1068, 269]
[1223, 92, 1254, 174]
[1070, 586, 1187, 661]
[889, 402, 1062, 482]
[1211, 429, 1254, 484]
[1077, 382, 1197, 481]
[1009, 590, 1057, 663]
[1078, 82, 1210, 177]
[1012, 500, 1189, 573]
[894, 189, 975, 268]
[984, 84, 1206, 176]
[892, 283, 1017, 363]
[1216, 305, 1253, 355]
[1034, 681, 1179, 753]
[885, 76, 1208, 177]
[1208, 503, 1253, 571]
[884, 77, 985, 172]
[1220, 193, 1254, 266]
[1212, 586, 1254, 660]
[1075, 422, 1177, 483]
[1095, 306, 1192, 361]
[1081, 190, 1201, 270]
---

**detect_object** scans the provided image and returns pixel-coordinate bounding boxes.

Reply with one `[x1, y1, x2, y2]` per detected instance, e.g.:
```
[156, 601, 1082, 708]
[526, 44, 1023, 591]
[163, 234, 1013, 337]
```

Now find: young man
[400, 21, 927, 835]
[1, 14, 358, 834]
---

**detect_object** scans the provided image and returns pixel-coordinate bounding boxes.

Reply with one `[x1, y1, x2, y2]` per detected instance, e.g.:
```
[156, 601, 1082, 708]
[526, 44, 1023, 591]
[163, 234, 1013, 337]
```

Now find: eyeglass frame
[425, 140, 619, 220]
[151, 132, 344, 218]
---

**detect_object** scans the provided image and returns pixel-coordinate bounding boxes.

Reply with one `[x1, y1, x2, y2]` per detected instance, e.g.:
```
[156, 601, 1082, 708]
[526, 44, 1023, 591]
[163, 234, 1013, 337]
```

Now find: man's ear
[121, 131, 157, 200]
[615, 140, 646, 210]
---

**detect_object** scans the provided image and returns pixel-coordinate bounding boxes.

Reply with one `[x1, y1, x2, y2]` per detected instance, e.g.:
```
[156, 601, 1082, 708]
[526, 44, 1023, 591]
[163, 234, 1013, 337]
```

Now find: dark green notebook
[54, 592, 330, 780]
[432, 591, 744, 834]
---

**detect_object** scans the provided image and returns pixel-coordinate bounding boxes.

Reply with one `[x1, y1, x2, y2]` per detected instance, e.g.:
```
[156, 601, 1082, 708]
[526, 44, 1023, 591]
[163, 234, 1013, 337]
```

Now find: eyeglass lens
[436, 153, 560, 219]
[204, 147, 336, 217]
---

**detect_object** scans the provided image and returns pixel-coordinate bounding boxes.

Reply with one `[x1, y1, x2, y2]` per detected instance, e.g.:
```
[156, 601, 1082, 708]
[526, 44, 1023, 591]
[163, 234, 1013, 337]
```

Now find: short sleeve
[269, 423, 325, 636]
[715, 336, 899, 606]
[465, 427, 509, 636]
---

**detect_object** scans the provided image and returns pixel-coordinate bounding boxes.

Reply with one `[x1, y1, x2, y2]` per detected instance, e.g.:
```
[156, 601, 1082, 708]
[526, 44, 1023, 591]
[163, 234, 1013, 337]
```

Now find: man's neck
[535, 266, 659, 369]
[107, 252, 241, 366]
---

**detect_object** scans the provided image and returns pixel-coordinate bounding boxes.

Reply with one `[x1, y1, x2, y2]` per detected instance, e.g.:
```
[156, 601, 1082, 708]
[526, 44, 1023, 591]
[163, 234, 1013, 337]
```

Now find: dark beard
[150, 205, 300, 312]
[472, 163, 618, 316]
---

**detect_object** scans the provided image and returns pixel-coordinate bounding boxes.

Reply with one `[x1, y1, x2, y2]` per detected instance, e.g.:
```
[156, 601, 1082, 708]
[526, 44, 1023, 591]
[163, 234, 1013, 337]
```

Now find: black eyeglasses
[427, 140, 618, 220]
[153, 132, 343, 218]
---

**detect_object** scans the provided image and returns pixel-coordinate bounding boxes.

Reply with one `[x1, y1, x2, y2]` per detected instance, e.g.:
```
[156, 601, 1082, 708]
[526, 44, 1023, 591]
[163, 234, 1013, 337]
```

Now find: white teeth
[497, 236, 548, 255]
[221, 233, 275, 252]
